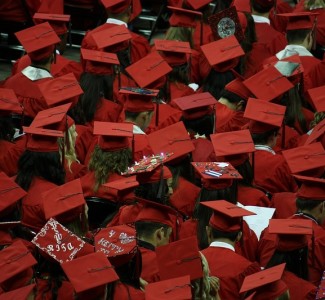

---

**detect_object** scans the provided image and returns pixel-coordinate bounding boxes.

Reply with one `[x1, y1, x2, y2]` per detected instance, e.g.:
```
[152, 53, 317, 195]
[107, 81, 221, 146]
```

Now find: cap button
[304, 155, 309, 159]
[176, 260, 182, 265]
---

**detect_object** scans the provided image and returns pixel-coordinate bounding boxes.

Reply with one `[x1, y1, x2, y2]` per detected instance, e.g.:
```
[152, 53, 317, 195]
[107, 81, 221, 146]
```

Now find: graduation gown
[237, 184, 270, 207]
[64, 161, 88, 182]
[202, 243, 260, 300]
[0, 0, 40, 22]
[35, 279, 75, 300]
[270, 192, 297, 219]
[92, 98, 122, 124]
[74, 125, 93, 165]
[138, 241, 160, 283]
[113, 282, 145, 300]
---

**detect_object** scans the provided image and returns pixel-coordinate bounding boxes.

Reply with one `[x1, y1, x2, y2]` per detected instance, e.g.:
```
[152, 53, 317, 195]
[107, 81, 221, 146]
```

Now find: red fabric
[169, 81, 195, 102]
[64, 161, 88, 182]
[139, 246, 160, 283]
[270, 192, 297, 219]
[0, 230, 13, 247]
[92, 98, 123, 124]
[0, 136, 26, 177]
[107, 203, 141, 226]
[169, 177, 200, 218]
[202, 246, 260, 299]
[274, 125, 300, 153]
[237, 184, 270, 207]
[80, 172, 135, 203]
[3, 73, 51, 118]
[113, 282, 145, 300]
[0, 0, 40, 22]
[191, 138, 216, 162]
[129, 134, 154, 162]
[253, 150, 298, 194]
[270, 0, 293, 34]
[21, 177, 58, 231]
[75, 125, 93, 165]
[35, 278, 75, 300]
[192, 22, 214, 52]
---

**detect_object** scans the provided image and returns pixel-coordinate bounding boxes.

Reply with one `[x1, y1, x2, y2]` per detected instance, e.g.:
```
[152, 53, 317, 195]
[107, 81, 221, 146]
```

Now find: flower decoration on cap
[316, 270, 325, 300]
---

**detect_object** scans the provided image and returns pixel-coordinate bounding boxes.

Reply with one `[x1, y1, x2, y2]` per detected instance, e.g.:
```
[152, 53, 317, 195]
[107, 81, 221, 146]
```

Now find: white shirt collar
[252, 15, 270, 25]
[209, 241, 235, 252]
[276, 45, 313, 59]
[106, 18, 128, 28]
[133, 124, 145, 135]
[254, 145, 276, 155]
[21, 66, 52, 81]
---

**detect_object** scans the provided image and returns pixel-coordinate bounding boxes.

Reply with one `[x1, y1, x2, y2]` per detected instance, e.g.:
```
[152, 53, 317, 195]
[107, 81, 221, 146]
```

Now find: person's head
[287, 29, 313, 50]
[182, 113, 215, 137]
[124, 110, 154, 131]
[310, 111, 325, 129]
[250, 0, 275, 15]
[251, 127, 279, 147]
[0, 116, 15, 142]
[165, 26, 195, 49]
[218, 89, 246, 111]
[304, 0, 325, 10]
[296, 197, 325, 224]
[206, 226, 242, 245]
[102, 0, 133, 23]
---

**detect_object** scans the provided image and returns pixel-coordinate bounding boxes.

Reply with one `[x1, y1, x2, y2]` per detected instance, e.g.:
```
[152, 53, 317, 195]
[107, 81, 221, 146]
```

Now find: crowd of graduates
[1, 0, 325, 299]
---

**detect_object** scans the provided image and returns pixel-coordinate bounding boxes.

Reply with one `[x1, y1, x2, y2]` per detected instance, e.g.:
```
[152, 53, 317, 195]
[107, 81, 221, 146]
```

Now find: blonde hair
[304, 0, 325, 9]
[309, 111, 325, 129]
[165, 26, 195, 49]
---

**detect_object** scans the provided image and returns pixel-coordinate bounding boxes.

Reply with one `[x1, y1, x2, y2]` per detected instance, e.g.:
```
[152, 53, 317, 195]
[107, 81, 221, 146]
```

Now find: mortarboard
[243, 66, 294, 101]
[125, 52, 172, 88]
[305, 118, 325, 146]
[307, 85, 325, 112]
[102, 176, 139, 198]
[93, 121, 133, 151]
[24, 126, 63, 152]
[33, 12, 70, 36]
[32, 218, 86, 263]
[208, 6, 245, 42]
[91, 24, 132, 50]
[294, 175, 325, 201]
[15, 22, 60, 61]
[172, 92, 216, 120]
[61, 251, 119, 293]
[147, 122, 195, 163]
[168, 6, 202, 28]
[240, 264, 287, 300]
[268, 218, 313, 251]
[185, 0, 212, 10]
[135, 197, 177, 228]
[0, 240, 37, 286]
[277, 12, 318, 31]
[156, 236, 203, 280]
[201, 35, 245, 72]
[81, 48, 120, 75]
[282, 142, 325, 174]
[0, 172, 27, 216]
[94, 224, 137, 267]
[192, 161, 242, 189]
[0, 88, 23, 115]
[145, 275, 192, 300]
[244, 98, 286, 134]
[0, 284, 35, 300]
[41, 179, 85, 222]
[224, 77, 253, 101]
[120, 87, 158, 112]
[201, 200, 255, 232]
[37, 73, 83, 107]
[100, 0, 132, 13]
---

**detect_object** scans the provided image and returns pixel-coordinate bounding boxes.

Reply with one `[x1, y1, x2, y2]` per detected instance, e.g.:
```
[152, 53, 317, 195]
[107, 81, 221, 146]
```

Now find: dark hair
[15, 150, 65, 191]
[134, 180, 169, 205]
[296, 197, 324, 211]
[251, 128, 279, 145]
[266, 247, 309, 280]
[125, 110, 141, 121]
[0, 117, 15, 141]
[211, 227, 240, 242]
[286, 29, 311, 44]
[30, 53, 53, 66]
[219, 89, 247, 110]
[236, 159, 254, 186]
[182, 113, 215, 137]
[250, 0, 273, 13]
[168, 63, 190, 85]
[135, 221, 170, 239]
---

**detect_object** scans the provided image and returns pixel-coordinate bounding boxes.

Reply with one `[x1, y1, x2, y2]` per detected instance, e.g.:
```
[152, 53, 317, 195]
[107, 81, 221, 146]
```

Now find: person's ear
[206, 226, 212, 244]
[235, 231, 243, 243]
[236, 100, 245, 111]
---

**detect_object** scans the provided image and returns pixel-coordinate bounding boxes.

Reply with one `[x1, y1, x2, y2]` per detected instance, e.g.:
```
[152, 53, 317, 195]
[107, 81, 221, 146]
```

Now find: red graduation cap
[24, 126, 63, 152]
[125, 52, 172, 88]
[224, 77, 253, 101]
[102, 176, 139, 197]
[147, 122, 195, 163]
[100, 0, 132, 13]
[168, 6, 202, 28]
[93, 121, 133, 151]
[307, 85, 325, 112]
[244, 98, 286, 134]
[0, 284, 35, 300]
[120, 87, 158, 112]
[0, 88, 23, 115]
[282, 142, 325, 174]
[37, 73, 83, 107]
[0, 172, 27, 216]
[243, 66, 294, 101]
[294, 175, 325, 201]
[15, 22, 60, 61]
[201, 200, 255, 232]
[185, 0, 212, 10]
[172, 92, 216, 120]
[156, 236, 203, 281]
[61, 251, 119, 293]
[33, 12, 70, 36]
[31, 218, 87, 263]
[145, 275, 192, 300]
[305, 118, 325, 146]
[277, 12, 319, 31]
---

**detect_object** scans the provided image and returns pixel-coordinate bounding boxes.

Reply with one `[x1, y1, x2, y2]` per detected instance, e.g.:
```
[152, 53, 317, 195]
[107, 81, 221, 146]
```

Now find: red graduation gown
[139, 245, 160, 283]
[270, 192, 297, 219]
[64, 161, 88, 182]
[113, 282, 145, 300]
[202, 245, 260, 300]
[0, 0, 40, 22]
[35, 279, 75, 300]
[92, 98, 122, 124]
[74, 125, 93, 165]
[237, 184, 270, 207]
[191, 138, 216, 162]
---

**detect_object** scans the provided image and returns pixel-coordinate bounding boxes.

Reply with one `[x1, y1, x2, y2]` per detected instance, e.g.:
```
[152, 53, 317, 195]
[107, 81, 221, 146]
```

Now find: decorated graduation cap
[15, 22, 60, 61]
[243, 66, 294, 101]
[81, 48, 120, 75]
[244, 98, 286, 134]
[0, 88, 23, 115]
[147, 122, 195, 164]
[172, 92, 216, 120]
[307, 85, 325, 112]
[0, 284, 35, 300]
[240, 263, 288, 300]
[191, 161, 242, 190]
[32, 218, 86, 263]
[269, 219, 313, 251]
[120, 87, 158, 112]
[93, 121, 133, 151]
[125, 52, 172, 88]
[210, 129, 255, 166]
[201, 200, 255, 232]
[224, 77, 253, 101]
[208, 6, 245, 42]
[156, 236, 203, 281]
[278, 12, 318, 31]
[94, 224, 137, 267]
[294, 175, 325, 201]
[168, 6, 202, 28]
[33, 13, 70, 36]
[282, 142, 325, 175]
[24, 126, 63, 152]
[100, 0, 131, 13]
[61, 251, 119, 293]
[37, 73, 83, 107]
[201, 35, 245, 72]
[145, 275, 192, 300]
[0, 172, 27, 217]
